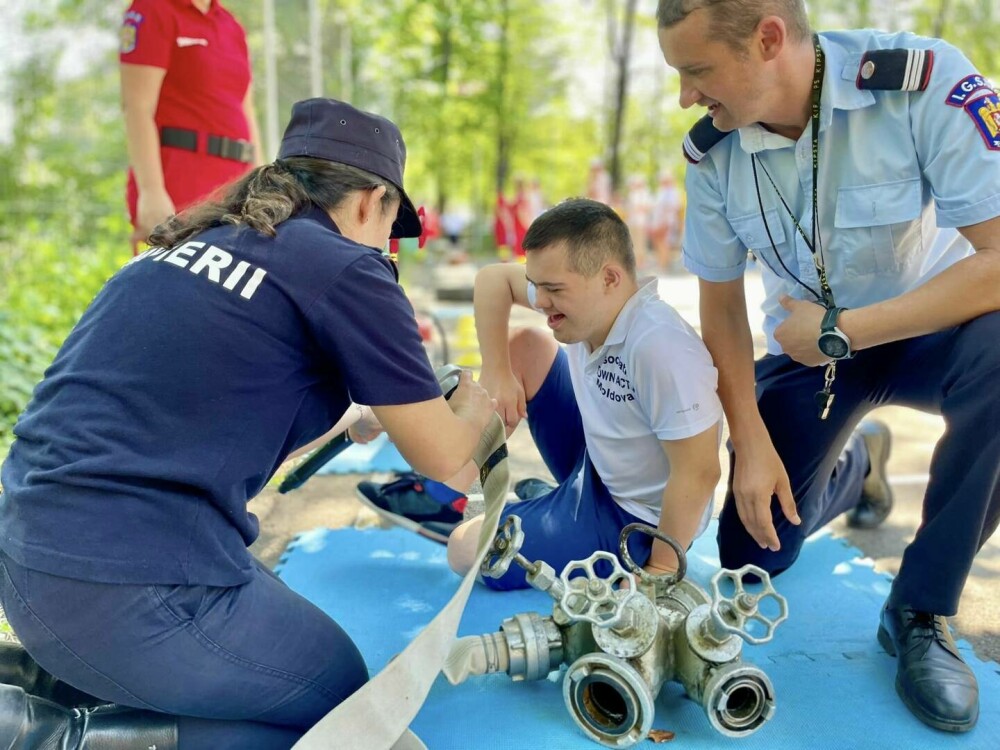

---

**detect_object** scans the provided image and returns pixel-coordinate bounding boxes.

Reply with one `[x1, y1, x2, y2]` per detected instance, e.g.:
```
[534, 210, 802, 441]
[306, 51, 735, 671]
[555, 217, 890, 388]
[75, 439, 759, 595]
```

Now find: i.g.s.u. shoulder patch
[120, 10, 143, 55]
[964, 92, 1000, 151]
[682, 114, 732, 165]
[945, 74, 996, 107]
[856, 48, 934, 91]
[943, 74, 1000, 151]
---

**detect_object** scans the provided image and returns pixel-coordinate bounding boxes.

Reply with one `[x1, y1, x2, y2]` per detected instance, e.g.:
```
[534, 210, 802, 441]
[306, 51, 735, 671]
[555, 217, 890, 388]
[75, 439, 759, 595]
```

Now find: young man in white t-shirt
[446, 198, 724, 586]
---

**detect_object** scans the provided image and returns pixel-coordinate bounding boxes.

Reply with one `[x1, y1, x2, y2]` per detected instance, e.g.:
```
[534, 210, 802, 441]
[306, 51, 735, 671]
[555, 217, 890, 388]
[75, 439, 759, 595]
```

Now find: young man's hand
[479, 366, 527, 431]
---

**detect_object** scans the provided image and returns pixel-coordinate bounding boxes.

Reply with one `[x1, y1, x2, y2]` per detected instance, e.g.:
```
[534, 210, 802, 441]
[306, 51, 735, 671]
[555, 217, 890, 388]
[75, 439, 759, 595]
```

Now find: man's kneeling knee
[447, 517, 483, 576]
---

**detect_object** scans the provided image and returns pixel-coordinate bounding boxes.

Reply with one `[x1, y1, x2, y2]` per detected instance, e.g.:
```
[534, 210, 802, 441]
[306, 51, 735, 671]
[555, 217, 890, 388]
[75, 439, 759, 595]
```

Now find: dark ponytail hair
[147, 157, 401, 248]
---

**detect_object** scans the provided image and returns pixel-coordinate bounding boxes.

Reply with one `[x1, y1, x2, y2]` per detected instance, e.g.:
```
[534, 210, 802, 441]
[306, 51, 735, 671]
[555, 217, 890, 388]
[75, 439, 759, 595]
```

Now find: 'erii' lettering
[130, 241, 268, 300]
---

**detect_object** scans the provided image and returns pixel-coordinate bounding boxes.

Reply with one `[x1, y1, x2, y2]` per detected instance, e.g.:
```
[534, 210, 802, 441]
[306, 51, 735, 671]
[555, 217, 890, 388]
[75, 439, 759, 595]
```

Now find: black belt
[160, 126, 254, 164]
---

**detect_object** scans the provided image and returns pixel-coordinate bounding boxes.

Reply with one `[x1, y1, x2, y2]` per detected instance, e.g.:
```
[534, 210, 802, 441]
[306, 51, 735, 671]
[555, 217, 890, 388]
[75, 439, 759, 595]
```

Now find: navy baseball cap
[278, 98, 421, 239]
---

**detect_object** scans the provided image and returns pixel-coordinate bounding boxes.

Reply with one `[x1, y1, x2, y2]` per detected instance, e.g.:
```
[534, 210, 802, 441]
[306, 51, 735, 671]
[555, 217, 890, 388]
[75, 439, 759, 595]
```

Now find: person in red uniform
[120, 0, 263, 252]
[511, 176, 532, 261]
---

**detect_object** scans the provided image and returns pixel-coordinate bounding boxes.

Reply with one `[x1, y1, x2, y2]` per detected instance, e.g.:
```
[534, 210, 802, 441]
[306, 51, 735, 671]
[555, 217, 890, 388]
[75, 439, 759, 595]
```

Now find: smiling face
[658, 8, 766, 132]
[525, 242, 618, 351]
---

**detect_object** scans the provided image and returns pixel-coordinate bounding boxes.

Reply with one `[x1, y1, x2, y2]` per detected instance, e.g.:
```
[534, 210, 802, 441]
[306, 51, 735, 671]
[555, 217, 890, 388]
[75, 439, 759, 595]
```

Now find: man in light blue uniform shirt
[657, 0, 999, 734]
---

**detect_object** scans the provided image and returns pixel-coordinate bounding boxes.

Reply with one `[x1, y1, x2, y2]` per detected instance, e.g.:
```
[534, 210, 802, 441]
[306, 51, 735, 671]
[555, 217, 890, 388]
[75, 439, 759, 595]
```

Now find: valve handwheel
[480, 515, 525, 579]
[558, 552, 636, 627]
[709, 564, 788, 644]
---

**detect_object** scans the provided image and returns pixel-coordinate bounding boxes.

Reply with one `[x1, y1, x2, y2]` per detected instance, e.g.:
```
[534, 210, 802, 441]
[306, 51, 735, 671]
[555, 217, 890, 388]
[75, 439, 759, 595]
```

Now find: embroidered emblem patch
[120, 24, 137, 54]
[965, 93, 1000, 151]
[945, 74, 996, 107]
[119, 10, 142, 55]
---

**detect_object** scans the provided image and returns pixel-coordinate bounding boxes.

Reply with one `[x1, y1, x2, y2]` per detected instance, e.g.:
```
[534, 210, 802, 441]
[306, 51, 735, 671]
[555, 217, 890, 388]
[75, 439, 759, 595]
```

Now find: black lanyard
[751, 34, 836, 309]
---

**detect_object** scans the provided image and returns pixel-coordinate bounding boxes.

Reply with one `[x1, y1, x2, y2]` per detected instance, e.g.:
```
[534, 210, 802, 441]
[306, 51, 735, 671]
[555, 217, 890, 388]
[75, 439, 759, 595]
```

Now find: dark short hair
[523, 198, 635, 278]
[656, 0, 811, 50]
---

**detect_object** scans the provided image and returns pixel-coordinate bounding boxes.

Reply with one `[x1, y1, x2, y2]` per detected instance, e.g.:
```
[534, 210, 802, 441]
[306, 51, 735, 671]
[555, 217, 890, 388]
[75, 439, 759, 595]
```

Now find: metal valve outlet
[454, 518, 790, 748]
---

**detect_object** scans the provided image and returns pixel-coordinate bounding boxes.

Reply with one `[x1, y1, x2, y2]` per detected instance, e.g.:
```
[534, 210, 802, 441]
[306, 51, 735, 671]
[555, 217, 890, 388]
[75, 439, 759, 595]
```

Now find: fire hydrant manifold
[446, 516, 788, 747]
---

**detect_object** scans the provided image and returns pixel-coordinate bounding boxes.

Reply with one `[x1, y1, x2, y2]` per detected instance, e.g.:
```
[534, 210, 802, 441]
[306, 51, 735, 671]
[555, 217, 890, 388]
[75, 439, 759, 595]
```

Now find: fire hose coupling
[445, 613, 563, 684]
[501, 613, 564, 682]
[563, 652, 656, 749]
[701, 662, 776, 737]
[433, 363, 463, 400]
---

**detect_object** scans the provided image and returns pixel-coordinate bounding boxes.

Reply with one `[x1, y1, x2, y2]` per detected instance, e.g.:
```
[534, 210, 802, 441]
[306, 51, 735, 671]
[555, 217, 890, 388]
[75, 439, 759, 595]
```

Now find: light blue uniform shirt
[683, 30, 1000, 354]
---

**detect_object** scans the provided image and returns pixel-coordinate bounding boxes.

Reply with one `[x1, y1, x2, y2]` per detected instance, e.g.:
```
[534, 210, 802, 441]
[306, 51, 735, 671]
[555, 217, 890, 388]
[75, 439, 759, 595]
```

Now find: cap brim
[390, 190, 422, 239]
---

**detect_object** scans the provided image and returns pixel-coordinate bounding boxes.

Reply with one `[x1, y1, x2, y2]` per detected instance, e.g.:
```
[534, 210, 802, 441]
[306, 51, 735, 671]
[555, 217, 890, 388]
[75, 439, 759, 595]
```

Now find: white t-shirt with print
[533, 277, 723, 537]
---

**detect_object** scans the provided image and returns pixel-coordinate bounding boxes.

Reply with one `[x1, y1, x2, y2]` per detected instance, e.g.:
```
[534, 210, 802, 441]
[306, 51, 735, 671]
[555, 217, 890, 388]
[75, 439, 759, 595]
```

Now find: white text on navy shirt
[131, 242, 268, 300]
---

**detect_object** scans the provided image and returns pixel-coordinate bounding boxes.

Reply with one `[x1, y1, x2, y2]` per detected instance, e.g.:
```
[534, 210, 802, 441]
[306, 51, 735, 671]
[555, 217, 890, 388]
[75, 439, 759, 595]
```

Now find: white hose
[444, 634, 511, 685]
[292, 415, 510, 749]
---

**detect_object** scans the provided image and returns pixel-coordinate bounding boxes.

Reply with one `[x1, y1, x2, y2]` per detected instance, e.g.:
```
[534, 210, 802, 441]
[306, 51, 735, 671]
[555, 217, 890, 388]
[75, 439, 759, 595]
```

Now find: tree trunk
[932, 0, 951, 39]
[434, 1, 453, 212]
[608, 0, 638, 196]
[495, 0, 512, 196]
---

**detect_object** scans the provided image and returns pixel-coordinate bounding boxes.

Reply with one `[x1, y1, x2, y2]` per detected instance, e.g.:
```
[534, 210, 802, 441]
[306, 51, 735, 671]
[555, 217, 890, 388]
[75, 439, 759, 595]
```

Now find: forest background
[0, 0, 997, 458]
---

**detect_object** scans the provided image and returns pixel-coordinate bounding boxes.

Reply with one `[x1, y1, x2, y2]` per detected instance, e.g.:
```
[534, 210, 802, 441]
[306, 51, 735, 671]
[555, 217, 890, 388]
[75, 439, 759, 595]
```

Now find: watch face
[819, 333, 849, 359]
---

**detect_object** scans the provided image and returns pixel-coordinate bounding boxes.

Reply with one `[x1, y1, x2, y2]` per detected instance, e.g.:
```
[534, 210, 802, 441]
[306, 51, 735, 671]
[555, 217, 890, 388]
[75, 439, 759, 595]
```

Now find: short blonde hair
[656, 0, 811, 51]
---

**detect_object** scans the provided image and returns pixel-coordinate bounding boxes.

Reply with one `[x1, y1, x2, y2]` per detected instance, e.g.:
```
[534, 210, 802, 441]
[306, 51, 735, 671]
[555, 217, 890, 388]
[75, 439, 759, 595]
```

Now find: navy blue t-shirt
[0, 206, 440, 585]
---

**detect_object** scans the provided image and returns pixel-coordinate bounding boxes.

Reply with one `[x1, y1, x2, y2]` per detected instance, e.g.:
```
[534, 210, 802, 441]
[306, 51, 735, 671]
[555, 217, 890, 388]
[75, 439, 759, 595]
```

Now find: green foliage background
[0, 0, 997, 463]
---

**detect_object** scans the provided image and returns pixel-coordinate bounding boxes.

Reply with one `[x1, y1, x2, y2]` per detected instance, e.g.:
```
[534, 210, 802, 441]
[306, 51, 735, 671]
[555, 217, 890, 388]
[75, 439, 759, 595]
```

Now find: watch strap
[821, 306, 847, 333]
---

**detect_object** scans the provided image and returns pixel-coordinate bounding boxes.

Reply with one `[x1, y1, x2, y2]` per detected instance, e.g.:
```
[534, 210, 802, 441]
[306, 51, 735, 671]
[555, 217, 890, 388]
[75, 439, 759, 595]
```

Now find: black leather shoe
[0, 642, 103, 708]
[846, 420, 893, 529]
[0, 683, 178, 749]
[877, 604, 979, 732]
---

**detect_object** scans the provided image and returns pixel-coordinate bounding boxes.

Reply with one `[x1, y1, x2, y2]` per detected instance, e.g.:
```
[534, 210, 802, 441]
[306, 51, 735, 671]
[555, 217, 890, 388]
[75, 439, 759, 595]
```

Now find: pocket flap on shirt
[835, 179, 922, 228]
[727, 207, 787, 248]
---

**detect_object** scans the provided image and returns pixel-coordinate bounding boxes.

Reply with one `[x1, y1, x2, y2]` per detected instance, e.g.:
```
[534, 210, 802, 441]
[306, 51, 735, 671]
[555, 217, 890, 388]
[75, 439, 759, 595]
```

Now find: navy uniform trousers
[0, 548, 367, 750]
[718, 311, 1000, 617]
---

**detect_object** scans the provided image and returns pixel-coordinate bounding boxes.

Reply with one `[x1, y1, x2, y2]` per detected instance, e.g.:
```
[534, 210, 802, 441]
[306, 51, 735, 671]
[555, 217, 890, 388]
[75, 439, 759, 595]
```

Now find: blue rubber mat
[314, 433, 411, 475]
[276, 523, 1000, 749]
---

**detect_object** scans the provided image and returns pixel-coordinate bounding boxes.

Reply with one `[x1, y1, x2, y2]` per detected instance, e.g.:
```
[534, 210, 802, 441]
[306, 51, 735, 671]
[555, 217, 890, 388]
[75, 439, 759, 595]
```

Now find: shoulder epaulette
[856, 48, 934, 92]
[682, 114, 732, 164]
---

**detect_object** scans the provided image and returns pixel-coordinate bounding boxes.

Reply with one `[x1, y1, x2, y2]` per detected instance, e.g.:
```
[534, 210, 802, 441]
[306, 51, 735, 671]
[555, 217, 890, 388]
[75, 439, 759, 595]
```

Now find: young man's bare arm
[647, 424, 722, 573]
[474, 263, 533, 426]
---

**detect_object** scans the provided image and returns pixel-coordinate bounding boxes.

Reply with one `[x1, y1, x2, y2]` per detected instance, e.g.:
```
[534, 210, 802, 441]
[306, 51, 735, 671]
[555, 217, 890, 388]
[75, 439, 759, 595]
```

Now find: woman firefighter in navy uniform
[0, 99, 495, 749]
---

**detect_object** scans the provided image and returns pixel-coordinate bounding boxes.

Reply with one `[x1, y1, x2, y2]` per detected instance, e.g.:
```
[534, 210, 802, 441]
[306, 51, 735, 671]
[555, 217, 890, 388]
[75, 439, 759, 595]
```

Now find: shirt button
[745, 234, 755, 243]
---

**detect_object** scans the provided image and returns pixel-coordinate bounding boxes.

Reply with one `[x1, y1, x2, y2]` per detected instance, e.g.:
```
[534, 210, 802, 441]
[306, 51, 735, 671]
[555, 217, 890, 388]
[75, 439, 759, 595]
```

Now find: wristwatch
[818, 306, 853, 360]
